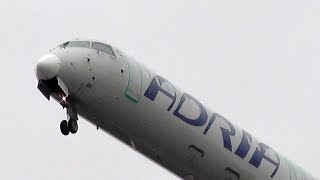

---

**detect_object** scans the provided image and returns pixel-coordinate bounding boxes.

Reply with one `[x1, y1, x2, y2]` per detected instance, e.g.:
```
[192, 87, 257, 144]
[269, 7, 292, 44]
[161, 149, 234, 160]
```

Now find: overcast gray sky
[1, 0, 319, 179]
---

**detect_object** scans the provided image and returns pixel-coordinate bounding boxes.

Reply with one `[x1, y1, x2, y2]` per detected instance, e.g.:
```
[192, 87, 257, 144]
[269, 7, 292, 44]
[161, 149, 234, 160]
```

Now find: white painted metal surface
[35, 39, 317, 180]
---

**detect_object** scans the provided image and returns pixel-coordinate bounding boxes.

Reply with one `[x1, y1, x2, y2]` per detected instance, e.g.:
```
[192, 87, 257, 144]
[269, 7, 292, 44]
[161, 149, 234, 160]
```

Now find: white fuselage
[36, 40, 316, 180]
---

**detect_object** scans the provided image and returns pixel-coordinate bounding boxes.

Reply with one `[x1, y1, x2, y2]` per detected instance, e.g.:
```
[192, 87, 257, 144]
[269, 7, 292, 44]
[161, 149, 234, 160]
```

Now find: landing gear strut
[59, 97, 78, 136]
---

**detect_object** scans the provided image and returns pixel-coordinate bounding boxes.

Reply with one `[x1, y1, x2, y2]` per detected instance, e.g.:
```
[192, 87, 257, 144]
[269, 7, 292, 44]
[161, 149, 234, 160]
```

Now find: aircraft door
[124, 58, 142, 103]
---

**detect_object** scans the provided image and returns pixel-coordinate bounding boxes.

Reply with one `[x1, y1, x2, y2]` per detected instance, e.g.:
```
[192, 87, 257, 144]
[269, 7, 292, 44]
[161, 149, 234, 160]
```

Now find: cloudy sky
[1, 0, 319, 179]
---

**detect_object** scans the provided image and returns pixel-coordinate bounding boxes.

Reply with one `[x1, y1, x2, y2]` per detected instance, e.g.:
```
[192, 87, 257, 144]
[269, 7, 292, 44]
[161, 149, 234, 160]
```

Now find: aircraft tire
[68, 120, 78, 134]
[60, 120, 69, 135]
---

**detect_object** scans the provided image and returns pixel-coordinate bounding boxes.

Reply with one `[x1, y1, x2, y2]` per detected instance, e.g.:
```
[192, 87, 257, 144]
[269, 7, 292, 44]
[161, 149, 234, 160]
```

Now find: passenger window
[189, 145, 204, 158]
[65, 41, 90, 48]
[223, 168, 240, 180]
[91, 42, 115, 56]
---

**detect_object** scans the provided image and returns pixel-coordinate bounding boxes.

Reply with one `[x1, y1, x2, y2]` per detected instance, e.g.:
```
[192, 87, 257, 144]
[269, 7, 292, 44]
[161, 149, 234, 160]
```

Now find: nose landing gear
[59, 97, 78, 136]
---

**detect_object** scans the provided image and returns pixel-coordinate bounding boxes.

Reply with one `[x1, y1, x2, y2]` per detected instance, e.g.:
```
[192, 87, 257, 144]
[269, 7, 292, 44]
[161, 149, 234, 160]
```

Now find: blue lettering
[203, 113, 217, 135]
[220, 117, 236, 152]
[249, 143, 280, 177]
[144, 74, 280, 178]
[235, 130, 252, 159]
[144, 75, 176, 111]
[173, 93, 208, 126]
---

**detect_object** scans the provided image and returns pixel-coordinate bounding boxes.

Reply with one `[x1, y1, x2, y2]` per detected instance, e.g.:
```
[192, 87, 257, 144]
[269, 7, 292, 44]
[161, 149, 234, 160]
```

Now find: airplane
[35, 39, 316, 180]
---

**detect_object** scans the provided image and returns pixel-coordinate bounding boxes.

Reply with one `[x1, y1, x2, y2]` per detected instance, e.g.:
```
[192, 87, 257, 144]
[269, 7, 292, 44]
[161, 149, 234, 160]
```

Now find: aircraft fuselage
[35, 39, 315, 180]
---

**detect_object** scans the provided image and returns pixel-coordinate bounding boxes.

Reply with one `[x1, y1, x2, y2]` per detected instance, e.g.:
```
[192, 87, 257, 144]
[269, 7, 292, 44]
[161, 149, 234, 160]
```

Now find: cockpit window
[91, 42, 115, 56]
[64, 41, 90, 48]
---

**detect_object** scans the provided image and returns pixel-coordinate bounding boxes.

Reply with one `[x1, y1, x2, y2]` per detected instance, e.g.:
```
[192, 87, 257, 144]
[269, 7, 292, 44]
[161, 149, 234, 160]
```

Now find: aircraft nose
[36, 54, 61, 80]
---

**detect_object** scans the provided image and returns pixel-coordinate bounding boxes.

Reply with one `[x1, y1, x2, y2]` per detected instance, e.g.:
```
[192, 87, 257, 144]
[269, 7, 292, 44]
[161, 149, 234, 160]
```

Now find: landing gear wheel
[59, 96, 79, 135]
[60, 120, 69, 136]
[68, 120, 78, 134]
